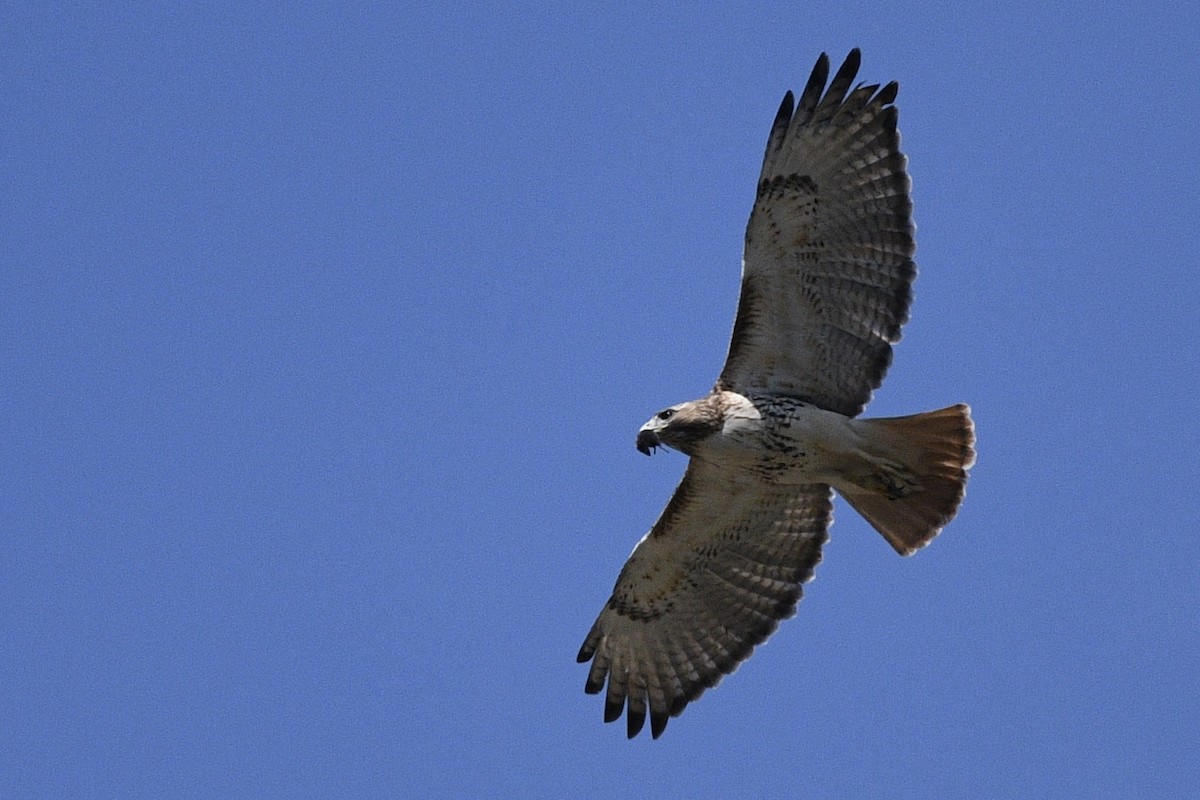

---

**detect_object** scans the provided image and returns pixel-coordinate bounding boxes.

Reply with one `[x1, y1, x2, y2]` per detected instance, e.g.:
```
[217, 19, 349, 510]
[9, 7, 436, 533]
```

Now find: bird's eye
[657, 409, 675, 421]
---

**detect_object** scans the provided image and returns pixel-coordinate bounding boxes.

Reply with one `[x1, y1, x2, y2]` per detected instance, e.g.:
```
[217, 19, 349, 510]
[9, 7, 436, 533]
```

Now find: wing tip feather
[604, 694, 623, 723]
[796, 52, 831, 116]
[877, 80, 899, 107]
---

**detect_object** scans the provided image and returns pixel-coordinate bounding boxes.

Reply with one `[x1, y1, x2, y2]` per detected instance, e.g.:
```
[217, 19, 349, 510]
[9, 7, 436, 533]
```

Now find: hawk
[578, 49, 976, 739]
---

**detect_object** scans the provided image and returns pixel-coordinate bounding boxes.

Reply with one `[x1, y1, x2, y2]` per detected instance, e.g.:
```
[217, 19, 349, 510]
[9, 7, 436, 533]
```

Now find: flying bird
[578, 49, 976, 739]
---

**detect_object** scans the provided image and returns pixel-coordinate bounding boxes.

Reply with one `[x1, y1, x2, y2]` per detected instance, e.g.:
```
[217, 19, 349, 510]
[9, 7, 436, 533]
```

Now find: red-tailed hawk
[578, 49, 976, 739]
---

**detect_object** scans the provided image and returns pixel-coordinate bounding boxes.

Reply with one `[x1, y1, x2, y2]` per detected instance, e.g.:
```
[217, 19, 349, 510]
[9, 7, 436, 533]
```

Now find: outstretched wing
[717, 49, 915, 416]
[577, 460, 832, 738]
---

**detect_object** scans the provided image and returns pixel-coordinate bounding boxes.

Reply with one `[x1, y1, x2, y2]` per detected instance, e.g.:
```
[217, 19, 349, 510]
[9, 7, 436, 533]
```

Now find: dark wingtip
[845, 47, 862, 71]
[604, 696, 623, 723]
[831, 48, 862, 91]
[626, 706, 646, 739]
[795, 52, 832, 119]
[813, 51, 831, 77]
[774, 90, 794, 126]
[650, 711, 669, 739]
[877, 80, 899, 106]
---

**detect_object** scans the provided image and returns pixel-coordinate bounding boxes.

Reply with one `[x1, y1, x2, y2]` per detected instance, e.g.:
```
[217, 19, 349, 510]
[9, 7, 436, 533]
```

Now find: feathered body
[578, 49, 976, 739]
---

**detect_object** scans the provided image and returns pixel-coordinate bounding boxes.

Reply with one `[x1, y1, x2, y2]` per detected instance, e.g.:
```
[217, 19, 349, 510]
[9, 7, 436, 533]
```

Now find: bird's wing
[577, 460, 832, 738]
[717, 49, 915, 416]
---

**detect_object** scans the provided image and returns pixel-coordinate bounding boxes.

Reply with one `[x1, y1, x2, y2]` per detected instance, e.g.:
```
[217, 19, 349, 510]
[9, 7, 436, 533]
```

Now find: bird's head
[636, 396, 725, 457]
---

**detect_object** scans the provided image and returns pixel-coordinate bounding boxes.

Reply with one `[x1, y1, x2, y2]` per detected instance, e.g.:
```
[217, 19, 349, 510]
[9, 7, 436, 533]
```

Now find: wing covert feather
[577, 461, 832, 738]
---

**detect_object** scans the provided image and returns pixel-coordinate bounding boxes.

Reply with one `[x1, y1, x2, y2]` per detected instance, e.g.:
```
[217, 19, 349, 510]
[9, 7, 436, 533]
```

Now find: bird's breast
[698, 398, 857, 484]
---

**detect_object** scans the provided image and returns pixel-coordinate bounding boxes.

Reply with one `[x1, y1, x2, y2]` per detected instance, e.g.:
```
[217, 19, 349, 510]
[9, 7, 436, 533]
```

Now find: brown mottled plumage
[578, 50, 975, 739]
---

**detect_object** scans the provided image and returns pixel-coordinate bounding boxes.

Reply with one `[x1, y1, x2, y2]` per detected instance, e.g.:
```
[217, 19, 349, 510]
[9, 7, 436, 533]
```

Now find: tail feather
[839, 404, 976, 556]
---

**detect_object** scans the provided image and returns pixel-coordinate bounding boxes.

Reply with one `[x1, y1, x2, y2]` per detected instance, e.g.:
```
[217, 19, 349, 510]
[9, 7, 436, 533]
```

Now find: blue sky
[4, 3, 1199, 797]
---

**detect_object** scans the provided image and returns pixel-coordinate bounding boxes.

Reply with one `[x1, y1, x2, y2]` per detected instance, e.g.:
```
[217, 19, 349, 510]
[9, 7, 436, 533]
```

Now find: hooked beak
[636, 428, 660, 456]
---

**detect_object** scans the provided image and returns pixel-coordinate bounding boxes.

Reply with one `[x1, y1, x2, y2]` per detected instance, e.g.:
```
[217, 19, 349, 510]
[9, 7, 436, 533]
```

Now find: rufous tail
[839, 404, 976, 556]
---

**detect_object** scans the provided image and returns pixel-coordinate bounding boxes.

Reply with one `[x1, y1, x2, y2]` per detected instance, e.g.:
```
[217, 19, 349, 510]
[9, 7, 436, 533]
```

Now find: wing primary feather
[576, 624, 599, 663]
[794, 52, 831, 123]
[646, 676, 671, 740]
[813, 48, 861, 124]
[604, 691, 624, 723]
[876, 80, 899, 106]
[837, 84, 881, 121]
[606, 655, 628, 718]
[626, 689, 647, 739]
[763, 90, 794, 162]
[651, 709, 669, 739]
